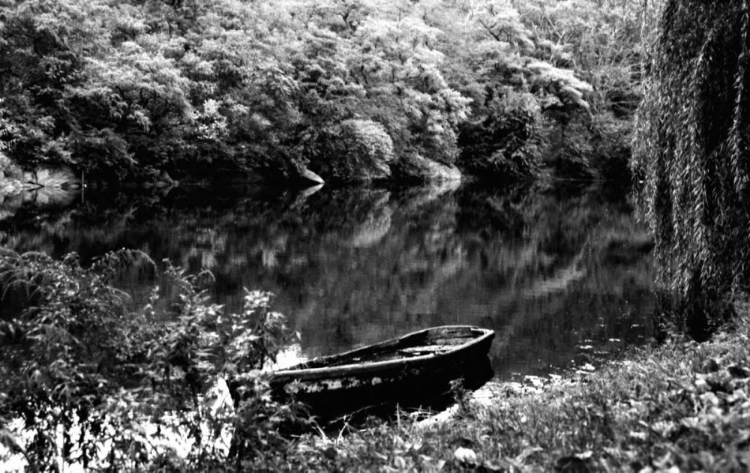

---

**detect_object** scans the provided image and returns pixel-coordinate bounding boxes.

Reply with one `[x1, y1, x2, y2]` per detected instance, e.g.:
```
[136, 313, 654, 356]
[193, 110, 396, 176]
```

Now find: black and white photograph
[0, 0, 747, 470]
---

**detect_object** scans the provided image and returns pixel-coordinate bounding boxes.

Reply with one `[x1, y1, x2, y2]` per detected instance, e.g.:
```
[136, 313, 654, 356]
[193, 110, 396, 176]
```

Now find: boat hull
[269, 326, 495, 420]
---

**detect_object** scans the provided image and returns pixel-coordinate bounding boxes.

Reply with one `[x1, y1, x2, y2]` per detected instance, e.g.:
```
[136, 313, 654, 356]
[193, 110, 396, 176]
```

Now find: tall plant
[0, 249, 306, 470]
[633, 0, 750, 337]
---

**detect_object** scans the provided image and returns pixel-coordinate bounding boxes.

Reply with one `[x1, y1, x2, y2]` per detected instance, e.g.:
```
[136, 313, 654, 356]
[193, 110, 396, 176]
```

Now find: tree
[633, 0, 750, 337]
[0, 0, 648, 184]
[445, 0, 594, 181]
[515, 0, 662, 181]
[0, 0, 102, 167]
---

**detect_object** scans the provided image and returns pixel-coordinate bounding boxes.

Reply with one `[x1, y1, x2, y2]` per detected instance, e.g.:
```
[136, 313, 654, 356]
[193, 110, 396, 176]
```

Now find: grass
[266, 304, 750, 472]
[4, 313, 749, 472]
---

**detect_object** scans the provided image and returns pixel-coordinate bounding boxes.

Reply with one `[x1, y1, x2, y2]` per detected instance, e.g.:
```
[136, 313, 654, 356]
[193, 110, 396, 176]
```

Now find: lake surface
[0, 180, 655, 381]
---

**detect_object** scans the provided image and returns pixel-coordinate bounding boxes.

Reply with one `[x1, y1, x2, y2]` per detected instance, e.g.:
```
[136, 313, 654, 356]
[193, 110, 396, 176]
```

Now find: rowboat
[269, 325, 495, 420]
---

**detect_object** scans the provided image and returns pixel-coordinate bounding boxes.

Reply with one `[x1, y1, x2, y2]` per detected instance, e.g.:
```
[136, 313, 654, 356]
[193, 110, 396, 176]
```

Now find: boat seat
[399, 345, 450, 356]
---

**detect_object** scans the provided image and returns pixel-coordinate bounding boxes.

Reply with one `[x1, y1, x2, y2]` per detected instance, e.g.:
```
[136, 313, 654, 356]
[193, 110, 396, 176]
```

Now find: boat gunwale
[271, 325, 494, 382]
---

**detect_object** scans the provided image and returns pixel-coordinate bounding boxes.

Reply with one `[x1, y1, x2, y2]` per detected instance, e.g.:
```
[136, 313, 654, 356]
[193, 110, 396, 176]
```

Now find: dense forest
[0, 0, 656, 185]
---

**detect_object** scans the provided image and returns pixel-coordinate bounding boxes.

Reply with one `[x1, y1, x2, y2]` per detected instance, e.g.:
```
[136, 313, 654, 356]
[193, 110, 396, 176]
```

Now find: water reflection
[0, 181, 655, 380]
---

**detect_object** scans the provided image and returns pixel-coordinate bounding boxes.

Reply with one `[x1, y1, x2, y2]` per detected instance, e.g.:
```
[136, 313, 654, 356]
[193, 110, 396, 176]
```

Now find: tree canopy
[0, 0, 646, 184]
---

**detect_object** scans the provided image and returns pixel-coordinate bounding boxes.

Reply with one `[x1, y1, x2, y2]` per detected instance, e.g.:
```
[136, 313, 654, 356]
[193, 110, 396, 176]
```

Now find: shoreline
[3, 309, 746, 471]
[285, 306, 750, 471]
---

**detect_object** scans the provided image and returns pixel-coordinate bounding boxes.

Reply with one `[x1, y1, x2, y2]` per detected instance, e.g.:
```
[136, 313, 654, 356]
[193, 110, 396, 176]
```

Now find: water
[0, 180, 655, 380]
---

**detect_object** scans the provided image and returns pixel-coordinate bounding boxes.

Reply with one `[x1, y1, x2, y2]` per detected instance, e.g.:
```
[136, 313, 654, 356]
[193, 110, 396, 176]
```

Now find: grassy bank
[2, 248, 747, 471]
[267, 306, 750, 472]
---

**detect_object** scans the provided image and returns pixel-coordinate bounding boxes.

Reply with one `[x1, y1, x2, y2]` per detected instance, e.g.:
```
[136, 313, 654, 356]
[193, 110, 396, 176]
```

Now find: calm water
[0, 181, 655, 380]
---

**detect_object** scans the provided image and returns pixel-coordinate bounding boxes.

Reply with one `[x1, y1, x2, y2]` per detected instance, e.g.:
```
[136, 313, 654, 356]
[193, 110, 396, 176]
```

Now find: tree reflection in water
[0, 181, 655, 380]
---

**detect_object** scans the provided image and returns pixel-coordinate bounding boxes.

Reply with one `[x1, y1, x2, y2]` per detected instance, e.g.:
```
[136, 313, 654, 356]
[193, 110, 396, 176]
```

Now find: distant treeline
[0, 0, 658, 184]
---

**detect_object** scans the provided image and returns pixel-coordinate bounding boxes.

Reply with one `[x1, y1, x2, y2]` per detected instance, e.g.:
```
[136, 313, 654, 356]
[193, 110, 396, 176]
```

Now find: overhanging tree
[633, 0, 750, 336]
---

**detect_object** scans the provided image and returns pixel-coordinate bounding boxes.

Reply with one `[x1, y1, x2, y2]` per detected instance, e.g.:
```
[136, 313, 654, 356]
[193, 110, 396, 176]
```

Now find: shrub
[457, 90, 543, 182]
[312, 119, 395, 182]
[0, 249, 307, 471]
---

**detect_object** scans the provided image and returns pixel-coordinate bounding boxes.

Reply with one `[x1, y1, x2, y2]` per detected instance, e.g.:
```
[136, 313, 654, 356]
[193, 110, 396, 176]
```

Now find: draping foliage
[633, 0, 750, 335]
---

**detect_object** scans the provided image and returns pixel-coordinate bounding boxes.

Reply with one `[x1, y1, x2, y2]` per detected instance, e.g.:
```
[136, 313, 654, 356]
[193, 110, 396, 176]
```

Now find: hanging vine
[633, 0, 750, 335]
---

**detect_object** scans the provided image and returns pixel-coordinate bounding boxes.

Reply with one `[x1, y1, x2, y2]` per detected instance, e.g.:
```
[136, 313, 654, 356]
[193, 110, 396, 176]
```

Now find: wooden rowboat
[269, 325, 495, 420]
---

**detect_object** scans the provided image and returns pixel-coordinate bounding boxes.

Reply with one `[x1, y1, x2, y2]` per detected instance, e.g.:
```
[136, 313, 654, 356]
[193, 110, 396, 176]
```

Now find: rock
[299, 167, 325, 185]
[554, 455, 594, 472]
[299, 183, 324, 198]
[24, 187, 76, 207]
[155, 171, 176, 188]
[391, 153, 462, 183]
[23, 166, 80, 189]
[454, 447, 478, 466]
[398, 180, 461, 213]
[289, 184, 325, 210]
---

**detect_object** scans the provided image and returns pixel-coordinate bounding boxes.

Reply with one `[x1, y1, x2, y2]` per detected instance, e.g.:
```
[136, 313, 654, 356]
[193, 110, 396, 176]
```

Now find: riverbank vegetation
[0, 0, 657, 185]
[284, 305, 750, 472]
[2, 245, 748, 471]
[0, 249, 313, 470]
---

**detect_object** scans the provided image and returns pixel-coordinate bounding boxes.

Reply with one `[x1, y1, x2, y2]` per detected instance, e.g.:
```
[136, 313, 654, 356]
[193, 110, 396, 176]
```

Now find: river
[0, 180, 655, 381]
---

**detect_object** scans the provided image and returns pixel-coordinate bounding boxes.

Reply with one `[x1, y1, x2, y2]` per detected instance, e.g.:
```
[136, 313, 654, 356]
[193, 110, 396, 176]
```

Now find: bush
[0, 249, 308, 471]
[311, 119, 395, 182]
[457, 91, 542, 182]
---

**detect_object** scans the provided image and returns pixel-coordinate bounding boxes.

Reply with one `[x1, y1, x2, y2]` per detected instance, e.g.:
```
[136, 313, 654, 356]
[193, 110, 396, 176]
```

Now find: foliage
[0, 249, 307, 471]
[448, 0, 597, 181]
[519, 0, 660, 115]
[311, 119, 395, 182]
[233, 306, 750, 472]
[458, 89, 543, 181]
[517, 0, 663, 182]
[0, 0, 648, 184]
[633, 0, 750, 337]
